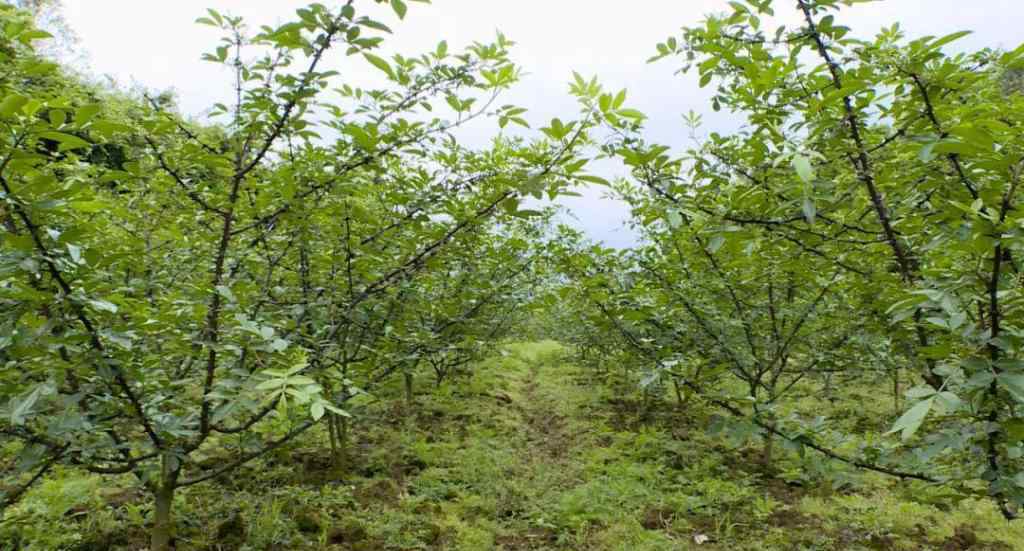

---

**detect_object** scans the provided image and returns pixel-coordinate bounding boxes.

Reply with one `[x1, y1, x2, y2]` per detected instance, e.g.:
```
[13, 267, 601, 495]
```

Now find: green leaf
[390, 0, 408, 19]
[801, 197, 816, 225]
[39, 131, 91, 151]
[107, 332, 134, 350]
[9, 386, 45, 426]
[311, 401, 325, 421]
[359, 19, 392, 34]
[363, 52, 395, 79]
[206, 8, 224, 25]
[617, 108, 646, 121]
[48, 109, 65, 127]
[215, 285, 236, 303]
[512, 209, 544, 218]
[90, 121, 131, 138]
[86, 298, 118, 313]
[965, 369, 995, 390]
[270, 338, 289, 353]
[445, 95, 465, 113]
[287, 375, 317, 386]
[919, 141, 938, 162]
[255, 379, 283, 391]
[17, 29, 52, 45]
[23, 99, 43, 117]
[211, 400, 242, 424]
[930, 30, 972, 51]
[666, 211, 683, 228]
[343, 125, 376, 150]
[905, 385, 936, 400]
[74, 104, 102, 126]
[0, 94, 28, 117]
[934, 391, 962, 414]
[707, 235, 726, 253]
[613, 89, 627, 109]
[998, 373, 1024, 403]
[69, 200, 106, 213]
[888, 397, 934, 440]
[323, 403, 351, 417]
[1005, 418, 1024, 443]
[728, 1, 750, 14]
[578, 174, 611, 187]
[793, 155, 814, 183]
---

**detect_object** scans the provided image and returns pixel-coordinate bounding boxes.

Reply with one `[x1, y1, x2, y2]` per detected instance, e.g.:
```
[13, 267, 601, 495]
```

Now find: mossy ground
[2, 341, 1021, 550]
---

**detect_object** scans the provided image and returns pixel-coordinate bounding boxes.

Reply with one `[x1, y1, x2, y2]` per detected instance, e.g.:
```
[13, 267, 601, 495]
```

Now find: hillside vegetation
[2, 0, 1024, 549]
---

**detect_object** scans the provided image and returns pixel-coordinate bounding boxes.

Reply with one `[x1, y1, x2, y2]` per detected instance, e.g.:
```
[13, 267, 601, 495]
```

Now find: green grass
[2, 340, 1020, 550]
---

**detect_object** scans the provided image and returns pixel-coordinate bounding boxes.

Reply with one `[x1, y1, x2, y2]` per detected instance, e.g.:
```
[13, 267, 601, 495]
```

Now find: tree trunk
[673, 377, 685, 408]
[762, 432, 774, 467]
[404, 371, 414, 405]
[337, 415, 349, 470]
[151, 485, 175, 551]
[327, 414, 339, 466]
[761, 406, 776, 469]
[892, 367, 901, 416]
[640, 387, 650, 422]
[151, 458, 179, 551]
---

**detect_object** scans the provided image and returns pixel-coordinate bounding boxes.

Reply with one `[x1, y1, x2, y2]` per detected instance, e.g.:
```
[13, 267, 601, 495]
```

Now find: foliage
[555, 0, 1024, 520]
[0, 2, 597, 548]
[4, 0, 1024, 547]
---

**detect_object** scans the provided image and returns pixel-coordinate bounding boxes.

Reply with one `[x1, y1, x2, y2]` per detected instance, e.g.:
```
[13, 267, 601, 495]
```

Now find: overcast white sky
[62, 1, 1022, 247]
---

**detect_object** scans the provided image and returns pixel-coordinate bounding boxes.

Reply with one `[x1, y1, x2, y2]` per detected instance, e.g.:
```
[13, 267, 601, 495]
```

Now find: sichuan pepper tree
[0, 2, 600, 547]
[587, 0, 1024, 515]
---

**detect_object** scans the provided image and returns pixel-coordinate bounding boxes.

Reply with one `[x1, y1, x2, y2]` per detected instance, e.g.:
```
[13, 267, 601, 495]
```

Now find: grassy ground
[2, 341, 1022, 550]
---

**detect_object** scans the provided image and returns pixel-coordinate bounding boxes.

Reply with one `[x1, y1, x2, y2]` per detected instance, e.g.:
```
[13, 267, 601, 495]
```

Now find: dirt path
[515, 363, 574, 460]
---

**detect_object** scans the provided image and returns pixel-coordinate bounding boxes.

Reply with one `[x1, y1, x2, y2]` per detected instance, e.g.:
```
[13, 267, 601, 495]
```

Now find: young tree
[562, 0, 1024, 516]
[0, 2, 598, 547]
